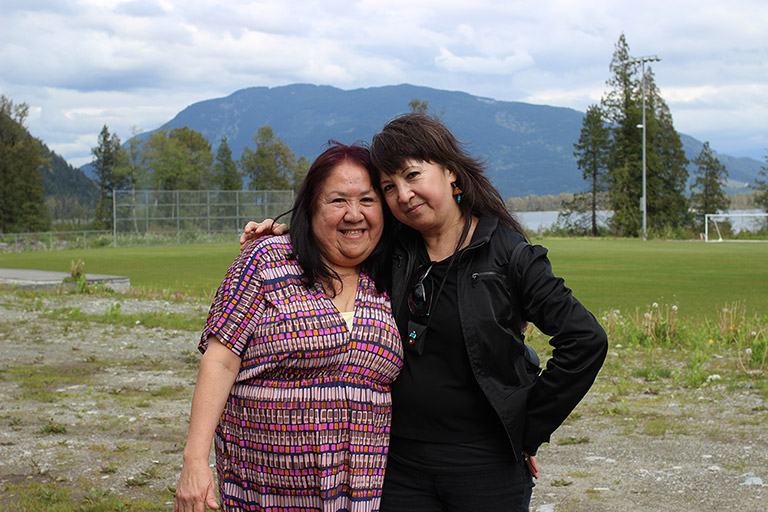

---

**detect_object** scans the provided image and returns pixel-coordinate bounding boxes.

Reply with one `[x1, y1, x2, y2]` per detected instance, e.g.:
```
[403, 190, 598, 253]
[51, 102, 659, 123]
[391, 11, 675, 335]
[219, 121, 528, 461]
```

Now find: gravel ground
[0, 291, 766, 511]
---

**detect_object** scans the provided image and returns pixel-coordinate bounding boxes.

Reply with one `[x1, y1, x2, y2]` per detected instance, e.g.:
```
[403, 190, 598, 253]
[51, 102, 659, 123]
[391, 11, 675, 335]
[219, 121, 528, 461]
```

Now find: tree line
[568, 34, 768, 237]
[3, 75, 768, 235]
[89, 125, 309, 229]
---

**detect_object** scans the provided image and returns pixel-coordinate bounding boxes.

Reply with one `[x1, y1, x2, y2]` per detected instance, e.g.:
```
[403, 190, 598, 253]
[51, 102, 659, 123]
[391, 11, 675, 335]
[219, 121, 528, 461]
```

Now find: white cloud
[435, 48, 534, 75]
[1, 0, 766, 165]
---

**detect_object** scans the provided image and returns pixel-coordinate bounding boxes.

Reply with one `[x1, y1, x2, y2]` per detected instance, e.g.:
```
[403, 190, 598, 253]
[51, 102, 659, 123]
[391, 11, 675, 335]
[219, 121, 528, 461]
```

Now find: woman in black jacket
[241, 114, 608, 512]
[368, 113, 607, 511]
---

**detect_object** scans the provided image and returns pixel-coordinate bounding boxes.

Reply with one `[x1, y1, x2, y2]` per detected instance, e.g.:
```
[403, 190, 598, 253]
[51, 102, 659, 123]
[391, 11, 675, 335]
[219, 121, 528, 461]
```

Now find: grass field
[1, 237, 767, 319]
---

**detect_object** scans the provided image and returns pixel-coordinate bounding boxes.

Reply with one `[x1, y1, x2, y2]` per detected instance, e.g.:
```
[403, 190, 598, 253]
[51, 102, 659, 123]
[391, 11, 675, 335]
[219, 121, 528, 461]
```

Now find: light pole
[628, 54, 660, 241]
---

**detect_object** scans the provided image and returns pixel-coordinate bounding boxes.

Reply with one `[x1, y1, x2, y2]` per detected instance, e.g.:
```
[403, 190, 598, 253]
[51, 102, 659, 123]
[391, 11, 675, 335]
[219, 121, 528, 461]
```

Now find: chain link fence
[0, 230, 113, 252]
[1, 190, 294, 252]
[113, 189, 294, 247]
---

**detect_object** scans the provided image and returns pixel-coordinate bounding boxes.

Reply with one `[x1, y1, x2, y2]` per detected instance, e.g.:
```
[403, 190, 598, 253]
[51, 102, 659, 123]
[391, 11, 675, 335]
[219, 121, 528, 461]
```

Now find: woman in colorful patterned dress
[174, 142, 404, 512]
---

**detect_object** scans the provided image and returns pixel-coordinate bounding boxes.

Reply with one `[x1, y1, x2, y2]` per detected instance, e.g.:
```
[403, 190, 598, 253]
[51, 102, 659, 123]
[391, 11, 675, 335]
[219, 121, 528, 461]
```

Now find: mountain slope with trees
[118, 83, 762, 198]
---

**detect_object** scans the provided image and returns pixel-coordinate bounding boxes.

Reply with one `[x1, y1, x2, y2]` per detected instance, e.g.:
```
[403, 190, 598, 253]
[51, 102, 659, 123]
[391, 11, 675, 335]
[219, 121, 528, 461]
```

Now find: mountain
[104, 84, 766, 197]
[42, 143, 97, 221]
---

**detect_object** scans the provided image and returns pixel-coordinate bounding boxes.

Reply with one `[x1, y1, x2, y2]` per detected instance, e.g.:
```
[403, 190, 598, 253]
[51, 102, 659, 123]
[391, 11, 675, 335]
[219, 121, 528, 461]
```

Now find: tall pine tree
[572, 104, 610, 235]
[212, 137, 242, 190]
[601, 34, 643, 237]
[91, 125, 126, 229]
[690, 141, 729, 228]
[600, 34, 690, 237]
[753, 152, 768, 221]
[644, 70, 690, 230]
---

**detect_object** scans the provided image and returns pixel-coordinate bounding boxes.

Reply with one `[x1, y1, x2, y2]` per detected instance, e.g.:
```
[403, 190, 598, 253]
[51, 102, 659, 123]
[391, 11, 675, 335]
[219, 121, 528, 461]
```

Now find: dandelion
[708, 339, 714, 344]
[652, 302, 659, 308]
[746, 348, 753, 355]
[751, 331, 757, 337]
[644, 312, 652, 319]
[671, 305, 678, 312]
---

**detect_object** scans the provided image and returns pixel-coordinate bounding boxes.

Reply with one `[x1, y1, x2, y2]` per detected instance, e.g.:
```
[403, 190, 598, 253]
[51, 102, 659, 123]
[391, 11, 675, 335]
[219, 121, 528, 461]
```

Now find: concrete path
[0, 268, 130, 293]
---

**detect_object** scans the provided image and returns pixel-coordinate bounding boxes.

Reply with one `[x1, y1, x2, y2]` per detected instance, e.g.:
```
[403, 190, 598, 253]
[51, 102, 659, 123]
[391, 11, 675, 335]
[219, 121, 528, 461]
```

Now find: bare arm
[175, 337, 241, 512]
[239, 219, 288, 251]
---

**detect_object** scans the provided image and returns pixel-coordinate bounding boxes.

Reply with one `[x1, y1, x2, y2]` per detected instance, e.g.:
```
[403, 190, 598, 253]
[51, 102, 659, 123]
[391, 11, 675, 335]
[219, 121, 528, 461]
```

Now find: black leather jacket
[390, 216, 608, 458]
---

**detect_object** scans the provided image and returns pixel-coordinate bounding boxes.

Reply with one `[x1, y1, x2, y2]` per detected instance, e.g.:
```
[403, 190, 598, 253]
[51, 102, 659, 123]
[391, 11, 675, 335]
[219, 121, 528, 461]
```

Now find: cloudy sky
[2, 0, 767, 167]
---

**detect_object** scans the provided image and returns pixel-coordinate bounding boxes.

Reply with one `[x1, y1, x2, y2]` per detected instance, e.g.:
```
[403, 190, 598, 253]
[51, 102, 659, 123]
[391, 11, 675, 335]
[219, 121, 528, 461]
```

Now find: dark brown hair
[369, 113, 526, 236]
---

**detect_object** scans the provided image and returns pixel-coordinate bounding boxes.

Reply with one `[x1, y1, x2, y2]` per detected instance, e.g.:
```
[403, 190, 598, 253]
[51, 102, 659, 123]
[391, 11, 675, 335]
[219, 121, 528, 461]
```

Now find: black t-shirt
[389, 248, 514, 469]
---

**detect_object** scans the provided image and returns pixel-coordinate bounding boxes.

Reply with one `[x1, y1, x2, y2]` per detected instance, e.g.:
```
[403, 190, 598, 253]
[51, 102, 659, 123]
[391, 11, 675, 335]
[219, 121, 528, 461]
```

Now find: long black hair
[276, 141, 393, 294]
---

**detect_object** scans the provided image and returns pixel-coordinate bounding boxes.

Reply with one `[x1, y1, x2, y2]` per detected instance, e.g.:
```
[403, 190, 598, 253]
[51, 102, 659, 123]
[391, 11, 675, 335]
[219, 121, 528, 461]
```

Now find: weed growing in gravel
[41, 419, 67, 434]
[4, 363, 97, 402]
[556, 436, 590, 446]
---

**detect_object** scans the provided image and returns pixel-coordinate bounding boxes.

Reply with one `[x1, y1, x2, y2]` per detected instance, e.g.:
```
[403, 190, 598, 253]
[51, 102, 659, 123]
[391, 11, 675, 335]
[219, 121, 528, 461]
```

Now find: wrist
[182, 450, 212, 465]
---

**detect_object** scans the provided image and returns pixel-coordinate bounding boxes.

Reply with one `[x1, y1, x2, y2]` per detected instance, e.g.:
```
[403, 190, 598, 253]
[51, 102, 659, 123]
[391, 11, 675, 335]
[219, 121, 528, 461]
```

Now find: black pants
[379, 455, 534, 512]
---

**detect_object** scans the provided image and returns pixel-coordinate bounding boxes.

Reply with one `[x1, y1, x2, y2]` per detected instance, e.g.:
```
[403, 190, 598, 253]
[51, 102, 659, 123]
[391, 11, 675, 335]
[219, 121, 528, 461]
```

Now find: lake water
[517, 210, 764, 233]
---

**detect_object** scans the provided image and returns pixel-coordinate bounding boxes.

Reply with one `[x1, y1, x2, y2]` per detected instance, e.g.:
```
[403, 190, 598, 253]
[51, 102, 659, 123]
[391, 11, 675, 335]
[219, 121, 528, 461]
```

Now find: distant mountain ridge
[108, 84, 766, 197]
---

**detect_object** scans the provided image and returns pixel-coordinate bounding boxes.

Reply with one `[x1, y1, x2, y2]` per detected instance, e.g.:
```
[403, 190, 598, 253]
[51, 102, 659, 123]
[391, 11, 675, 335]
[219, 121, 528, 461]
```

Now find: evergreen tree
[601, 34, 643, 237]
[0, 96, 50, 232]
[240, 126, 298, 190]
[212, 137, 242, 190]
[644, 71, 690, 229]
[91, 125, 126, 229]
[600, 34, 690, 236]
[690, 142, 729, 228]
[572, 104, 610, 235]
[753, 152, 768, 218]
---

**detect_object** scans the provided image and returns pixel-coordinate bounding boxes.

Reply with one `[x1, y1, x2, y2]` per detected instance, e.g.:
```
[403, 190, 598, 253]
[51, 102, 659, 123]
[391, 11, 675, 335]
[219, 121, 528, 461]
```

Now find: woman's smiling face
[311, 160, 384, 272]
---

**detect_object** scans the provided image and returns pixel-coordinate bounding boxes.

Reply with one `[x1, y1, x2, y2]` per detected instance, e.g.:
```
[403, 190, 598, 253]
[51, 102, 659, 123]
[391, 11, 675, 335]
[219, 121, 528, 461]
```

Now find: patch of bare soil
[0, 291, 766, 511]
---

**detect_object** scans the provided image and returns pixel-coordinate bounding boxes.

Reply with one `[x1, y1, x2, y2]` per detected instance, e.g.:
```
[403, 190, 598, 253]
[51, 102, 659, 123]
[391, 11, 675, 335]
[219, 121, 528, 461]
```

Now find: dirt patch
[0, 291, 206, 508]
[0, 290, 766, 511]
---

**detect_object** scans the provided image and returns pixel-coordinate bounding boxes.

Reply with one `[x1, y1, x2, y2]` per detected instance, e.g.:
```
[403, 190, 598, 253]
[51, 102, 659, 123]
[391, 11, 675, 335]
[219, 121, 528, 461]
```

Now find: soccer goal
[705, 212, 768, 242]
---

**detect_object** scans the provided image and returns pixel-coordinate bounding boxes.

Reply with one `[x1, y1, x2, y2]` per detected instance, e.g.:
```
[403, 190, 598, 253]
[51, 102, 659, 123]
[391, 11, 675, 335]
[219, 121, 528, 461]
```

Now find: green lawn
[536, 237, 768, 319]
[1, 238, 766, 319]
[0, 243, 244, 299]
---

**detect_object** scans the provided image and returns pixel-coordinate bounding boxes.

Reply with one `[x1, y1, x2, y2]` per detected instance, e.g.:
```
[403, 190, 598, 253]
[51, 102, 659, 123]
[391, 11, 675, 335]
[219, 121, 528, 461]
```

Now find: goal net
[705, 213, 768, 242]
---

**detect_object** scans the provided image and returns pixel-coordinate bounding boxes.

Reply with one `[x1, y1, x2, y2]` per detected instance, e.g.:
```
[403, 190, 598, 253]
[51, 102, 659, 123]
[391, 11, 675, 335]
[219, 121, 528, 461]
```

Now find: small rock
[739, 473, 763, 486]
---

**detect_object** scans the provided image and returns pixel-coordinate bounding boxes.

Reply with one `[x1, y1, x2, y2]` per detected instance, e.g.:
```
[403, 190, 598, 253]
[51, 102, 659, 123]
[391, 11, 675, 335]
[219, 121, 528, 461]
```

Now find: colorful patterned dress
[200, 235, 404, 512]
